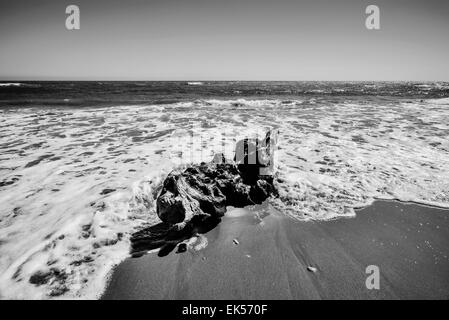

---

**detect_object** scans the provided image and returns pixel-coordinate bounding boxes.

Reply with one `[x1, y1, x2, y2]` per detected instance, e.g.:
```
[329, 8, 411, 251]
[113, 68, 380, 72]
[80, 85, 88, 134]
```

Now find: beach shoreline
[2, 90, 448, 300]
[102, 200, 449, 300]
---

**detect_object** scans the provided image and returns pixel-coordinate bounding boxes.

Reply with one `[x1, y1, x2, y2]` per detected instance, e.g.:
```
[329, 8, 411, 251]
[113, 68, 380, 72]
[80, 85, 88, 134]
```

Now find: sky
[0, 0, 448, 81]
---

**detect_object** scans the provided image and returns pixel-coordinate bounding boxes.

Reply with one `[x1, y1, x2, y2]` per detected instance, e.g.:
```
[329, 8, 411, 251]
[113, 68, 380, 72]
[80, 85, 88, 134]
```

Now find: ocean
[0, 81, 448, 299]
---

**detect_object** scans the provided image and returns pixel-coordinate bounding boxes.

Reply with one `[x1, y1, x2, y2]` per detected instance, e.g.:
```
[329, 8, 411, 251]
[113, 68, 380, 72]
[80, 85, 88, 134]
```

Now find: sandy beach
[102, 200, 449, 300]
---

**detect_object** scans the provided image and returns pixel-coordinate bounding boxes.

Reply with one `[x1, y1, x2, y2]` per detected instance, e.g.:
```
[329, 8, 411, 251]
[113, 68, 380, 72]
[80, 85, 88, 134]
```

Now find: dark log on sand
[130, 130, 278, 256]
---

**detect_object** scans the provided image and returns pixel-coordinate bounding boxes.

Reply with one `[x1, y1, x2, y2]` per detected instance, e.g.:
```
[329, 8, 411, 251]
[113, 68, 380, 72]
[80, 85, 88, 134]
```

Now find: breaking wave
[0, 83, 23, 87]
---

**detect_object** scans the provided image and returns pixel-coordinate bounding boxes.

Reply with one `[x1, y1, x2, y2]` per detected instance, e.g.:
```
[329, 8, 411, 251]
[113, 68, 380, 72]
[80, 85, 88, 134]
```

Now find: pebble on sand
[176, 243, 187, 253]
[307, 266, 317, 273]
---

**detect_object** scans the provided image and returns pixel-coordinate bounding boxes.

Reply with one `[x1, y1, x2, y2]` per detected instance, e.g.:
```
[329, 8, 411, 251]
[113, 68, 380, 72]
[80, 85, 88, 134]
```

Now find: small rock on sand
[100, 188, 116, 195]
[233, 239, 239, 245]
[307, 266, 317, 273]
[176, 243, 187, 253]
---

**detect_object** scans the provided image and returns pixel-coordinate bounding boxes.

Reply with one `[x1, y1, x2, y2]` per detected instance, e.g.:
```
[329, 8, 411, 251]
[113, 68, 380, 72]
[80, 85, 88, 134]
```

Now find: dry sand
[102, 200, 449, 300]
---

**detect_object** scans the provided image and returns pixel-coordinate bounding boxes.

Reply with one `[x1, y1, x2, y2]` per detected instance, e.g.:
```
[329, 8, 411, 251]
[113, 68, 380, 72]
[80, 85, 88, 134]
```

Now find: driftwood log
[131, 130, 278, 256]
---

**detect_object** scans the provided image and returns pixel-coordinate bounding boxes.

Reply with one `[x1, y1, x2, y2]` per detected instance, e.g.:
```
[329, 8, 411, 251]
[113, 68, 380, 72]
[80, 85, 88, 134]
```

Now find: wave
[427, 97, 449, 105]
[0, 83, 22, 87]
[0, 169, 168, 300]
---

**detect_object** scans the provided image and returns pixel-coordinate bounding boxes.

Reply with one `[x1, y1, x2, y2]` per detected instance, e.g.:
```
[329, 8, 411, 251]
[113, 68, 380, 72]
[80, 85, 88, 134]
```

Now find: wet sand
[102, 200, 449, 300]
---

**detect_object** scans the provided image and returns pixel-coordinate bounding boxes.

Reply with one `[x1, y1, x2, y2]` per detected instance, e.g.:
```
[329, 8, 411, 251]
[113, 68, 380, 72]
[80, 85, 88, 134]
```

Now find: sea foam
[0, 83, 22, 87]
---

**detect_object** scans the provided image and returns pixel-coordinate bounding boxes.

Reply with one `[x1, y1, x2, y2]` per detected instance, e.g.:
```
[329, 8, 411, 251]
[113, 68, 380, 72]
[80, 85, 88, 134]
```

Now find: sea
[0, 81, 448, 299]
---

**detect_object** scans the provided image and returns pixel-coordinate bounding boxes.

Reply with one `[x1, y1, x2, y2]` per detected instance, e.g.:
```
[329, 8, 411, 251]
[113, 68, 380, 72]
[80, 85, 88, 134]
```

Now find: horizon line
[1, 79, 448, 83]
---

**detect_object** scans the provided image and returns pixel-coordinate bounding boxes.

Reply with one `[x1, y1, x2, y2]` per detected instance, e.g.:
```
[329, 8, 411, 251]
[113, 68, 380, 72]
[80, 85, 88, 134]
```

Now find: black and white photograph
[0, 0, 448, 304]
